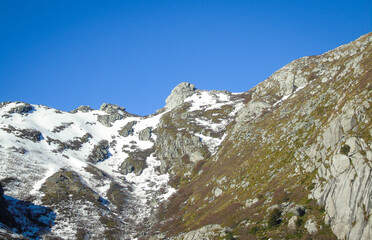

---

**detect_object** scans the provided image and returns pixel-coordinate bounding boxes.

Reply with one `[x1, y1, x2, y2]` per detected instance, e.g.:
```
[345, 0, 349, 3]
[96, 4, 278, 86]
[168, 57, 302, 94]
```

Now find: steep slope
[0, 89, 245, 239]
[153, 33, 371, 239]
[0, 32, 370, 240]
[0, 102, 173, 239]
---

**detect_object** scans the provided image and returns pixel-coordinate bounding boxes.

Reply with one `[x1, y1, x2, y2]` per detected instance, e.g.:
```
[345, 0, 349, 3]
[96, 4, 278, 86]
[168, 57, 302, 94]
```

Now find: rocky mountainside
[0, 32, 371, 240]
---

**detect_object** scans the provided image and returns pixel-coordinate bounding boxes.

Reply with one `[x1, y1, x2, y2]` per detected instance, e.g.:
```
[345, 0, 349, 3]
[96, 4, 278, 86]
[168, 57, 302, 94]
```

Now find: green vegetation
[340, 144, 351, 155]
[268, 208, 282, 227]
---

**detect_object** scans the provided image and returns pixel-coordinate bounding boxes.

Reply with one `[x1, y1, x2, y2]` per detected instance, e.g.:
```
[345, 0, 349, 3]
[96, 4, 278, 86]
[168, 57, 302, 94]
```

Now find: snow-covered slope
[0, 88, 245, 239]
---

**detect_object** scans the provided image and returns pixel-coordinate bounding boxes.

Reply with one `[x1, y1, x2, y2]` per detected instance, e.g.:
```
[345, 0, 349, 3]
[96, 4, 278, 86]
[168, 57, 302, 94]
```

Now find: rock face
[165, 82, 197, 110]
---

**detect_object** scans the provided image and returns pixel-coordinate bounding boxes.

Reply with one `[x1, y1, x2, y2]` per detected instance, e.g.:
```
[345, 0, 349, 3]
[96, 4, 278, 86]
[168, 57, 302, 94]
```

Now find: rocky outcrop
[312, 127, 371, 239]
[1, 125, 42, 142]
[120, 147, 154, 175]
[8, 103, 33, 114]
[97, 103, 132, 127]
[107, 183, 128, 211]
[169, 224, 230, 240]
[40, 170, 100, 205]
[165, 82, 197, 110]
[70, 105, 93, 113]
[118, 121, 137, 137]
[139, 127, 152, 141]
[155, 124, 208, 172]
[46, 133, 92, 152]
[88, 140, 110, 163]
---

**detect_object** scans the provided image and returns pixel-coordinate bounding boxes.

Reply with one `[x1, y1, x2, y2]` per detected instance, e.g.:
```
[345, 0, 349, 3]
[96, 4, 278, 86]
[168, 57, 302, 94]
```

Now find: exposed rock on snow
[97, 103, 132, 127]
[8, 103, 33, 114]
[70, 105, 93, 113]
[87, 140, 110, 163]
[41, 170, 100, 204]
[118, 120, 137, 137]
[139, 127, 152, 141]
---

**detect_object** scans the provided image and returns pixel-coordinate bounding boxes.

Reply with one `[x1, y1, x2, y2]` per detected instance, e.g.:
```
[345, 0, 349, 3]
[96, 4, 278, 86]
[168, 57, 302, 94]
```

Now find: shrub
[268, 208, 282, 227]
[295, 217, 303, 227]
[249, 225, 259, 234]
[225, 232, 236, 240]
[340, 145, 350, 155]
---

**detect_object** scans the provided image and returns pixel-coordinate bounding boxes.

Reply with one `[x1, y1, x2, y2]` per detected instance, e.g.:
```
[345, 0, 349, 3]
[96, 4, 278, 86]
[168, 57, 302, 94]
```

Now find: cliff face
[0, 33, 370, 240]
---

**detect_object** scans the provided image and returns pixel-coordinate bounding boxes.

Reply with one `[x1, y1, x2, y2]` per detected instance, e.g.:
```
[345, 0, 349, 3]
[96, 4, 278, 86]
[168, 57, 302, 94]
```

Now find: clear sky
[0, 0, 371, 116]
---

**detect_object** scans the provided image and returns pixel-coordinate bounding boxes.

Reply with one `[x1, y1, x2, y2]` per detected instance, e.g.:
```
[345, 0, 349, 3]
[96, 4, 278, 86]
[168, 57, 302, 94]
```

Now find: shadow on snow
[2, 195, 56, 240]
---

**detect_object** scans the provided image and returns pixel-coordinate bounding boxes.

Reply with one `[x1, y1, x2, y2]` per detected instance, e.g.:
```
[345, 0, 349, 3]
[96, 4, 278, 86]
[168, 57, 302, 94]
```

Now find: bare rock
[98, 103, 131, 127]
[70, 105, 93, 113]
[138, 127, 152, 141]
[88, 140, 110, 163]
[165, 82, 197, 110]
[305, 219, 317, 235]
[119, 121, 137, 137]
[120, 148, 153, 175]
[40, 170, 100, 205]
[8, 103, 33, 114]
[288, 216, 298, 231]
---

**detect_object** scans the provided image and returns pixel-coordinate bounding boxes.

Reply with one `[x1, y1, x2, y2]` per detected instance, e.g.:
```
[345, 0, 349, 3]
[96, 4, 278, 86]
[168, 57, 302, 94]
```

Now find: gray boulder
[288, 216, 298, 231]
[305, 219, 318, 235]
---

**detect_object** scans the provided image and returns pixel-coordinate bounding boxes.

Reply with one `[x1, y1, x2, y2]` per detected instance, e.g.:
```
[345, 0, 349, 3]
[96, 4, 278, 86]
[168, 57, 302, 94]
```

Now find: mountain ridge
[0, 32, 371, 240]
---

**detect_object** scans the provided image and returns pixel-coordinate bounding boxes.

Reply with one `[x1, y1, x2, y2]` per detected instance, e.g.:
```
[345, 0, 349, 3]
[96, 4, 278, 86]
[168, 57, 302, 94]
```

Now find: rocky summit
[0, 32, 371, 240]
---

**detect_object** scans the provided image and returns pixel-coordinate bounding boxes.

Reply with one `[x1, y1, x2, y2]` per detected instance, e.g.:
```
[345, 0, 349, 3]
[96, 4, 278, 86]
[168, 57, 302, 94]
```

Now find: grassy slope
[153, 33, 371, 239]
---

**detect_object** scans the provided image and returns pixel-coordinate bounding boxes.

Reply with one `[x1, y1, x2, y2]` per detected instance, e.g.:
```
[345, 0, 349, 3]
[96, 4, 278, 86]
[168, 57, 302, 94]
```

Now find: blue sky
[0, 0, 371, 116]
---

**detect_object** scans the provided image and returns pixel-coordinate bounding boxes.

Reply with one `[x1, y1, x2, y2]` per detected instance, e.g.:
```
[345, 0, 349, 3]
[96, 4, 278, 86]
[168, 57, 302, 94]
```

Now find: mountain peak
[165, 82, 197, 110]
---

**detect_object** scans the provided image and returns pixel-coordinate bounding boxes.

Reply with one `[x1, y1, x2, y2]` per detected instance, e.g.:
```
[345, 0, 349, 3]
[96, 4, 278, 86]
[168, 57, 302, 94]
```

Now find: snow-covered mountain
[0, 87, 245, 239]
[0, 32, 371, 240]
